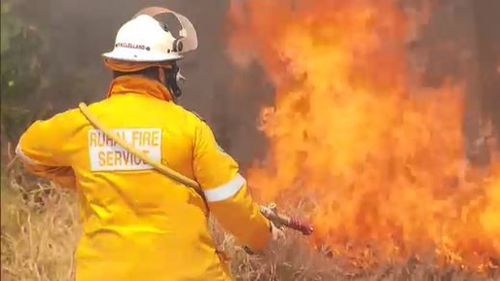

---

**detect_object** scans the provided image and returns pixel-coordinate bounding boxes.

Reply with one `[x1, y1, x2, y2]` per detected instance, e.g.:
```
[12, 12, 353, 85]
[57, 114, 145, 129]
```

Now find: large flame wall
[228, 0, 499, 268]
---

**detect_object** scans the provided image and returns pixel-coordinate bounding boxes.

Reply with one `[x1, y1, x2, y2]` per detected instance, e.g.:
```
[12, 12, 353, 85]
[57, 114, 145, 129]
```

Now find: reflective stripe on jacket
[17, 76, 271, 281]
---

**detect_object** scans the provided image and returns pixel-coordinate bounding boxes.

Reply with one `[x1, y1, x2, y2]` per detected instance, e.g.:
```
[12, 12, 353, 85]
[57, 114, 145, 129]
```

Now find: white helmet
[103, 7, 198, 62]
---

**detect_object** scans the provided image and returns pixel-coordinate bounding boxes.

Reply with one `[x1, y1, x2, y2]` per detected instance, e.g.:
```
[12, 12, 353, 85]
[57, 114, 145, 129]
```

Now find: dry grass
[1, 171, 499, 281]
[1, 182, 79, 281]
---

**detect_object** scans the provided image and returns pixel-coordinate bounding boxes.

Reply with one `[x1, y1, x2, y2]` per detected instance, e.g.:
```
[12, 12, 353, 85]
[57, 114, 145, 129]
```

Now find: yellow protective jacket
[16, 76, 271, 281]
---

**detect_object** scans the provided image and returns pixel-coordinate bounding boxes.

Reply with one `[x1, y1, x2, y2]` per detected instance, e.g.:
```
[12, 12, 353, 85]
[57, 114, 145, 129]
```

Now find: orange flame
[228, 0, 499, 268]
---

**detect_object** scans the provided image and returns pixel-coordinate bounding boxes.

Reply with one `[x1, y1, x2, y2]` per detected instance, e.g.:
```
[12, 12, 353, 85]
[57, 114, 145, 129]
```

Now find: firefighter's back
[15, 8, 273, 281]
[69, 93, 231, 281]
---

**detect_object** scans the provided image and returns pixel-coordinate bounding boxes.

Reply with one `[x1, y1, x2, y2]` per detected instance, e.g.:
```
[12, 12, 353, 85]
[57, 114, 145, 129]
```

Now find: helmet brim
[102, 49, 183, 62]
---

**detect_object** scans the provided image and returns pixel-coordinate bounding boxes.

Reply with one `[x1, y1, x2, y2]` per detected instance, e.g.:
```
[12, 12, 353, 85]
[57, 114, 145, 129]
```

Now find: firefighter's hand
[270, 221, 285, 240]
[243, 221, 285, 255]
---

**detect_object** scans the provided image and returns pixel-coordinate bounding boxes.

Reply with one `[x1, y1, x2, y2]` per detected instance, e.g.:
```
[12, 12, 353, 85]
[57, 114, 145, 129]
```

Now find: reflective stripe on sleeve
[15, 144, 37, 165]
[204, 174, 246, 202]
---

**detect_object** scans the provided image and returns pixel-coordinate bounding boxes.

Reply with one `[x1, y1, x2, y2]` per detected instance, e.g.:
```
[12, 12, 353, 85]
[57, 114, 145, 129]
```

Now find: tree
[1, 1, 47, 143]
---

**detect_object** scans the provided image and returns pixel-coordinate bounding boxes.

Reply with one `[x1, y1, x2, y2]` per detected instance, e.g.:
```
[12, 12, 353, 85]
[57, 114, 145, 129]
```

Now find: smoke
[10, 0, 499, 168]
[13, 0, 272, 168]
[34, 0, 231, 108]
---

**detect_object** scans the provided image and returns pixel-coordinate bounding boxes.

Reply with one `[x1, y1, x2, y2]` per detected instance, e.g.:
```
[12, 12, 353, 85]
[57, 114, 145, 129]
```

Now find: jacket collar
[106, 75, 173, 102]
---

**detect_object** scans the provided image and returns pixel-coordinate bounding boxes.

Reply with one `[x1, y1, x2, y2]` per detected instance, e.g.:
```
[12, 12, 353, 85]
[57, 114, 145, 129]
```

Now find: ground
[1, 175, 498, 281]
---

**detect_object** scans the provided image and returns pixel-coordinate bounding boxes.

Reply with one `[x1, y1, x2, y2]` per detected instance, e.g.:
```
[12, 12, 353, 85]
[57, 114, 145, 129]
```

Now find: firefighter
[16, 7, 282, 281]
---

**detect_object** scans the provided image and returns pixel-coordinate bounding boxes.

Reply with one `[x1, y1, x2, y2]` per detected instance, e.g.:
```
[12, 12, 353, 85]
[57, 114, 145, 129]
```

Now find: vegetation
[1, 167, 499, 280]
[1, 1, 49, 142]
[1, 0, 97, 146]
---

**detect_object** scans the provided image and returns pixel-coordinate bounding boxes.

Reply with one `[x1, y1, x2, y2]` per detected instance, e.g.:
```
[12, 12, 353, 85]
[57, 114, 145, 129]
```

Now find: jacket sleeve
[16, 110, 78, 188]
[193, 120, 271, 252]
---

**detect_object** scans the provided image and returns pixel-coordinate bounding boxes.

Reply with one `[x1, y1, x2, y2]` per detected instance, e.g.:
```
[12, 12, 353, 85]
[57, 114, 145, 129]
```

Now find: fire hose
[78, 103, 314, 236]
[260, 203, 313, 235]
